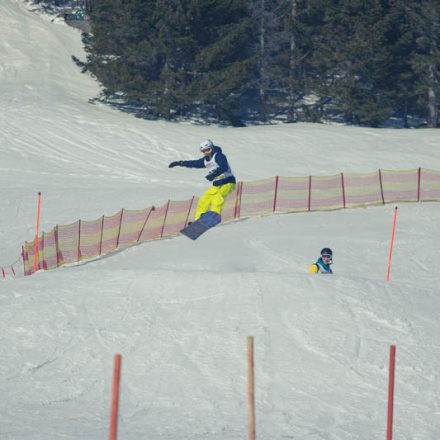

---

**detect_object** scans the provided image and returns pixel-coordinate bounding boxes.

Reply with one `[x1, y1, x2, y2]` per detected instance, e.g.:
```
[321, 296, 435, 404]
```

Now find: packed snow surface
[1, 1, 439, 439]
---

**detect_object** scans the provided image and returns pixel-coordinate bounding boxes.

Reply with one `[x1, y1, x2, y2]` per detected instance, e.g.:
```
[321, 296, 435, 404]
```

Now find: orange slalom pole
[386, 206, 398, 281]
[386, 345, 396, 440]
[247, 336, 256, 440]
[109, 354, 122, 440]
[33, 192, 42, 273]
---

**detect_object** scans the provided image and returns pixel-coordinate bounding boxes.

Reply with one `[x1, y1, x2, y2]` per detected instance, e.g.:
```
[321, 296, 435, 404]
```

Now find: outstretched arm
[181, 158, 206, 168]
[169, 158, 205, 169]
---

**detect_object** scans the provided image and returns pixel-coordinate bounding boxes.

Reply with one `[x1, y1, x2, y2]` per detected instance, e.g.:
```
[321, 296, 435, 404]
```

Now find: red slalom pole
[33, 192, 42, 273]
[247, 336, 256, 440]
[109, 354, 122, 440]
[387, 345, 396, 440]
[386, 206, 398, 281]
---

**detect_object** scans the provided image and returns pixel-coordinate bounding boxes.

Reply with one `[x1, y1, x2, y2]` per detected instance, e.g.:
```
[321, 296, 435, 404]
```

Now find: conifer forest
[42, 1, 440, 127]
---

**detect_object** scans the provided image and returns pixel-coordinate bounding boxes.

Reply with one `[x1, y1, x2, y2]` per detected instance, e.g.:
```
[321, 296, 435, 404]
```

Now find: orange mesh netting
[20, 168, 440, 277]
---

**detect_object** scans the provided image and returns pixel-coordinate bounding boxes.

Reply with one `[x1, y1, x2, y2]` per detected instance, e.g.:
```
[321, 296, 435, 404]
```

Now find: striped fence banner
[19, 168, 440, 277]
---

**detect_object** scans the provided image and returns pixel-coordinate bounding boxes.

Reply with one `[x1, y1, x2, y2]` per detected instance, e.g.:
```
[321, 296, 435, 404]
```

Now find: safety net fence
[16, 167, 440, 277]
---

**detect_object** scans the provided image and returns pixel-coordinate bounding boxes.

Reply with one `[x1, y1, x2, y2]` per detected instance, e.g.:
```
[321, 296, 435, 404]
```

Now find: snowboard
[180, 211, 221, 240]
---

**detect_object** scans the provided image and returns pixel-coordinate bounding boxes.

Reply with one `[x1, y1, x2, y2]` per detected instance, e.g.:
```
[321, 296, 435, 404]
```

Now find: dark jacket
[180, 146, 236, 187]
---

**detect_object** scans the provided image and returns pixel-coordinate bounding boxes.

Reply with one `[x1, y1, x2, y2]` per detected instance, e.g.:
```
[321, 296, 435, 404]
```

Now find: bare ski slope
[1, 2, 439, 439]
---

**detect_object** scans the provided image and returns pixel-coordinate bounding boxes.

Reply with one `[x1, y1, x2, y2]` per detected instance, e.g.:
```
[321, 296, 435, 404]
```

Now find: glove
[169, 161, 182, 168]
[205, 173, 216, 181]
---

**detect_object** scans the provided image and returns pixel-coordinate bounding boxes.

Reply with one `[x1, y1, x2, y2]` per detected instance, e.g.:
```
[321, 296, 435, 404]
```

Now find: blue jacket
[180, 146, 236, 187]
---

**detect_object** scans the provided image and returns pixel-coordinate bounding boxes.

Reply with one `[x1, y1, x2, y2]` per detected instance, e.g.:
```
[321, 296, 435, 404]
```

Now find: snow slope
[1, 1, 440, 439]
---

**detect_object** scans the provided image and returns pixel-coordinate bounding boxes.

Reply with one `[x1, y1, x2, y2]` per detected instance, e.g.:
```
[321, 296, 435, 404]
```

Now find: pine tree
[381, 0, 420, 127]
[86, 0, 157, 96]
[86, 0, 254, 124]
[283, 0, 326, 122]
[82, 0, 437, 126]
[252, 0, 295, 122]
[188, 0, 255, 125]
[309, 0, 394, 126]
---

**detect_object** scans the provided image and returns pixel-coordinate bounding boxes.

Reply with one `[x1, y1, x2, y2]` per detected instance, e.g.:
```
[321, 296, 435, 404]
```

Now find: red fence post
[341, 172, 346, 208]
[273, 176, 279, 213]
[137, 207, 154, 242]
[379, 169, 385, 204]
[234, 182, 243, 219]
[109, 354, 122, 440]
[386, 206, 398, 281]
[417, 167, 421, 202]
[41, 232, 46, 270]
[160, 201, 171, 238]
[184, 197, 195, 228]
[387, 345, 396, 440]
[1, 268, 5, 279]
[22, 245, 26, 276]
[55, 225, 60, 268]
[247, 336, 256, 440]
[238, 182, 243, 218]
[116, 209, 124, 248]
[77, 220, 81, 263]
[308, 176, 312, 211]
[99, 215, 105, 255]
[26, 241, 31, 274]
[33, 192, 42, 273]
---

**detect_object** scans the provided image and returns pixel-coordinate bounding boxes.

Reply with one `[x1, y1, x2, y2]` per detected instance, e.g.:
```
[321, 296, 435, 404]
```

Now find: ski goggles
[201, 147, 212, 153]
[321, 254, 332, 258]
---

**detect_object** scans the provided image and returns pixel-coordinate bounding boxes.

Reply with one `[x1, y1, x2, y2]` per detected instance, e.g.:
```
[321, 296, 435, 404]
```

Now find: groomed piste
[1, 2, 440, 440]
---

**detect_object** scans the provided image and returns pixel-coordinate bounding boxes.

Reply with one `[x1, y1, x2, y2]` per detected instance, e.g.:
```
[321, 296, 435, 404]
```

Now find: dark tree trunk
[287, 0, 297, 123]
[259, 0, 267, 122]
[427, 84, 438, 128]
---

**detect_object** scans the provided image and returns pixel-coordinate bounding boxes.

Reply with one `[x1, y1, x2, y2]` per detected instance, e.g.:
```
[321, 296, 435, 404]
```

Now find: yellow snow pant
[195, 182, 236, 220]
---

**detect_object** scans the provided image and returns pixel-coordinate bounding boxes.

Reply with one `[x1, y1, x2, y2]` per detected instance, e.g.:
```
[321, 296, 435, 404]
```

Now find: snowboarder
[168, 140, 236, 221]
[309, 248, 333, 274]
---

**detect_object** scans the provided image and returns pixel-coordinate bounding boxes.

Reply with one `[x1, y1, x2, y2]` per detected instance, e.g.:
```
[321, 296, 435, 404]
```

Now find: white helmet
[199, 139, 214, 151]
